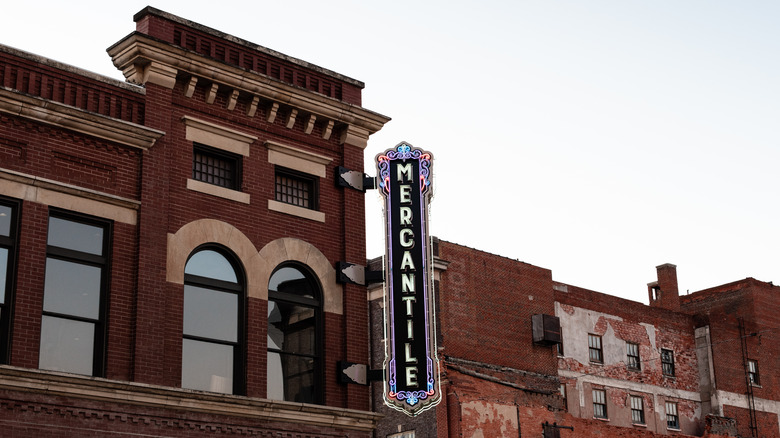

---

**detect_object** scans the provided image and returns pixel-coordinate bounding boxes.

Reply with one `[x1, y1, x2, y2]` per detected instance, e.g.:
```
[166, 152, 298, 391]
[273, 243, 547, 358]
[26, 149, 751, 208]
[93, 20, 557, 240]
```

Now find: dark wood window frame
[274, 166, 319, 210]
[661, 348, 675, 377]
[193, 143, 242, 191]
[40, 210, 111, 377]
[627, 341, 641, 370]
[0, 197, 20, 364]
[182, 245, 247, 395]
[588, 334, 603, 363]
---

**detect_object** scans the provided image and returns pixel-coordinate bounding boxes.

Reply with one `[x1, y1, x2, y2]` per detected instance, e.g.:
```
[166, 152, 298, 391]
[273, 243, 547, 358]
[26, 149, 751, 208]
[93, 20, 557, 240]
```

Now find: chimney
[648, 263, 680, 310]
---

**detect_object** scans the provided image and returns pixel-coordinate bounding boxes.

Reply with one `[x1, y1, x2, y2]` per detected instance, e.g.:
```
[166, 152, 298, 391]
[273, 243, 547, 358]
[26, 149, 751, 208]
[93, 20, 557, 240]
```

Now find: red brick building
[370, 240, 778, 438]
[0, 7, 389, 436]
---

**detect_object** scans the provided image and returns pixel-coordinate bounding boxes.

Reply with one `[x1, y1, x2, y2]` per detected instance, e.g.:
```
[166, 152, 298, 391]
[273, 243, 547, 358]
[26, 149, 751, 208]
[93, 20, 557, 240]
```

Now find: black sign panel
[376, 142, 440, 416]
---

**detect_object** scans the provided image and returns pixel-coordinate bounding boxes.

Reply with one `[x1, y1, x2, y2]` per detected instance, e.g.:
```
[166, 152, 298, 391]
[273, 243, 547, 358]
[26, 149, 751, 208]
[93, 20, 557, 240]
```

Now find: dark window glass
[627, 342, 640, 370]
[267, 264, 321, 404]
[193, 144, 241, 190]
[588, 334, 603, 363]
[631, 395, 645, 424]
[0, 199, 19, 364]
[661, 349, 675, 377]
[593, 389, 607, 419]
[182, 247, 244, 395]
[39, 212, 109, 376]
[275, 167, 318, 210]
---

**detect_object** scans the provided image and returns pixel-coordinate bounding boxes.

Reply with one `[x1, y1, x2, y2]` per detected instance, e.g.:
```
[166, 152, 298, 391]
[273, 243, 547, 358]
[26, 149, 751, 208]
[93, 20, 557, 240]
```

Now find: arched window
[182, 247, 244, 394]
[267, 264, 321, 403]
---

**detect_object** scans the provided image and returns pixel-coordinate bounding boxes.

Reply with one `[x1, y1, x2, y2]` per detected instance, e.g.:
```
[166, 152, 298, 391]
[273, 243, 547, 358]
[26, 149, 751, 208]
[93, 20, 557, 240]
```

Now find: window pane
[268, 300, 316, 354]
[39, 315, 94, 375]
[183, 285, 237, 342]
[267, 351, 315, 403]
[43, 258, 101, 319]
[47, 217, 104, 255]
[185, 250, 237, 283]
[269, 267, 316, 299]
[181, 339, 234, 393]
[0, 205, 10, 236]
[0, 248, 7, 303]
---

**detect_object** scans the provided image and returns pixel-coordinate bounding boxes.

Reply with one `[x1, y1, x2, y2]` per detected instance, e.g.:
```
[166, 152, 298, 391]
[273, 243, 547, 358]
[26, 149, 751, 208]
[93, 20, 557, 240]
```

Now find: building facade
[370, 240, 777, 438]
[0, 7, 389, 437]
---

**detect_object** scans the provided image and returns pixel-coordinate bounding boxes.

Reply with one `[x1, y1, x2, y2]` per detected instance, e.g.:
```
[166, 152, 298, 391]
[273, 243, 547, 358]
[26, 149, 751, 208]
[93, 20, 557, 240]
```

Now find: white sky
[2, 1, 778, 303]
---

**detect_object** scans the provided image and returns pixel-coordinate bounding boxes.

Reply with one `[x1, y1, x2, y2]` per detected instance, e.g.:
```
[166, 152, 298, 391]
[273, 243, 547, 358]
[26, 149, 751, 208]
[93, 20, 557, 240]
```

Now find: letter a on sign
[376, 142, 441, 416]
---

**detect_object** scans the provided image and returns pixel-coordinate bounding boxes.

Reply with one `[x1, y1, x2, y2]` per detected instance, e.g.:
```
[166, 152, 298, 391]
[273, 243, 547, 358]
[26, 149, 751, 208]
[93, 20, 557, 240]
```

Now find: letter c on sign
[399, 228, 414, 248]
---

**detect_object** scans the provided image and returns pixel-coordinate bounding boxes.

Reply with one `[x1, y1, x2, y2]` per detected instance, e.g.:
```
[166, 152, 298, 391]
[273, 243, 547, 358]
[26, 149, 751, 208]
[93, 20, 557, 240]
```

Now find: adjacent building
[0, 7, 389, 436]
[369, 240, 778, 438]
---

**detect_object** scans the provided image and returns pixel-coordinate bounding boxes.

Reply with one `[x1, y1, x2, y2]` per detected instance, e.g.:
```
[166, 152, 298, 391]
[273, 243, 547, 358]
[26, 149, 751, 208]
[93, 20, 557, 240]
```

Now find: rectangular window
[387, 432, 415, 438]
[556, 335, 564, 356]
[588, 334, 603, 363]
[666, 401, 679, 429]
[661, 348, 675, 377]
[275, 167, 318, 210]
[39, 212, 110, 376]
[748, 359, 760, 385]
[193, 143, 241, 190]
[593, 389, 607, 419]
[630, 395, 645, 424]
[0, 198, 20, 364]
[627, 342, 640, 370]
[560, 383, 567, 411]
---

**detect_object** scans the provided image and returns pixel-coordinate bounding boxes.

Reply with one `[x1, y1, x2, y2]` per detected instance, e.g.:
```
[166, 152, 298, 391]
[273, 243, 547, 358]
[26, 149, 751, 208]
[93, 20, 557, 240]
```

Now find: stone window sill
[268, 199, 325, 223]
[187, 179, 250, 204]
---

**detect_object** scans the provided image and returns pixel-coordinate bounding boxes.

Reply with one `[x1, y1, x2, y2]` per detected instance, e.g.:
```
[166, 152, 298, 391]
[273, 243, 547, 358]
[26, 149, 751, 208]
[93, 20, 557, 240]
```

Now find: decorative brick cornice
[108, 33, 389, 148]
[0, 87, 164, 150]
[0, 365, 381, 432]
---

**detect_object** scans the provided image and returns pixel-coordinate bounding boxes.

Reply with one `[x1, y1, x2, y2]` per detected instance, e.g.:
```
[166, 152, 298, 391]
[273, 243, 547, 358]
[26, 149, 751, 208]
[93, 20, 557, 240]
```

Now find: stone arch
[167, 219, 262, 299]
[258, 238, 342, 314]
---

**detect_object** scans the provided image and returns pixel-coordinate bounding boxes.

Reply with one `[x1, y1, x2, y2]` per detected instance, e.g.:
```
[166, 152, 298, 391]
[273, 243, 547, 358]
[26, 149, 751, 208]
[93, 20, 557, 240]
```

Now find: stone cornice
[0, 365, 382, 432]
[108, 33, 390, 143]
[0, 87, 164, 150]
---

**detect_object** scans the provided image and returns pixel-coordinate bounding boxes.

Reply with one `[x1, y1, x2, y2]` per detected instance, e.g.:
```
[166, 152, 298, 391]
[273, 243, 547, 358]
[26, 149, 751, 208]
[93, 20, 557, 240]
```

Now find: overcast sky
[2, 1, 778, 303]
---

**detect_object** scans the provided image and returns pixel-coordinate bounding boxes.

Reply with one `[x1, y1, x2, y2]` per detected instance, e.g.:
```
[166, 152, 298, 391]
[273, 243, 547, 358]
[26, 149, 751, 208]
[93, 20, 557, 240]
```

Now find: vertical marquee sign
[377, 142, 441, 416]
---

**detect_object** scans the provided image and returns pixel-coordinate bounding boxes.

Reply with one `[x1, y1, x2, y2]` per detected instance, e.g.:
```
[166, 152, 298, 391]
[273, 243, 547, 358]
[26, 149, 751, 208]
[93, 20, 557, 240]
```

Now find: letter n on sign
[376, 142, 441, 416]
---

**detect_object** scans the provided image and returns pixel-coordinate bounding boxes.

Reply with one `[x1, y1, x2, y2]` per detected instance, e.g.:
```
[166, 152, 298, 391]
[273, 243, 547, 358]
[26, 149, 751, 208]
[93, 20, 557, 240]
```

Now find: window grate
[275, 168, 317, 210]
[193, 144, 240, 190]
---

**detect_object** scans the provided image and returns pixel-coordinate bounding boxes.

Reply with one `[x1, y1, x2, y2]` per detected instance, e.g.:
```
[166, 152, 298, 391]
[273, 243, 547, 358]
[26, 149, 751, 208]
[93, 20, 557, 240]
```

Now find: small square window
[665, 401, 679, 429]
[593, 389, 607, 419]
[275, 167, 318, 210]
[630, 395, 645, 424]
[661, 349, 675, 377]
[748, 359, 760, 385]
[588, 334, 603, 363]
[627, 342, 640, 370]
[193, 143, 241, 190]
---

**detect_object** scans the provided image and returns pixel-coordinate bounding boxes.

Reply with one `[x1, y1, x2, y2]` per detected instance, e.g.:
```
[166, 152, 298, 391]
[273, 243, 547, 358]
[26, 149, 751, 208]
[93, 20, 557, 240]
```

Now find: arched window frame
[182, 245, 247, 395]
[267, 262, 323, 404]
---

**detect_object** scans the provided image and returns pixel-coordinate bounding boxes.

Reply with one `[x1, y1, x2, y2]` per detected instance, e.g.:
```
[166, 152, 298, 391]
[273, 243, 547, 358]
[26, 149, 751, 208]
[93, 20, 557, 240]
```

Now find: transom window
[275, 167, 318, 210]
[630, 395, 645, 424]
[267, 264, 321, 403]
[182, 247, 245, 394]
[592, 388, 607, 419]
[661, 348, 675, 377]
[0, 198, 19, 364]
[193, 143, 241, 190]
[666, 401, 680, 429]
[627, 342, 640, 370]
[748, 359, 760, 385]
[588, 334, 603, 363]
[39, 212, 110, 376]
